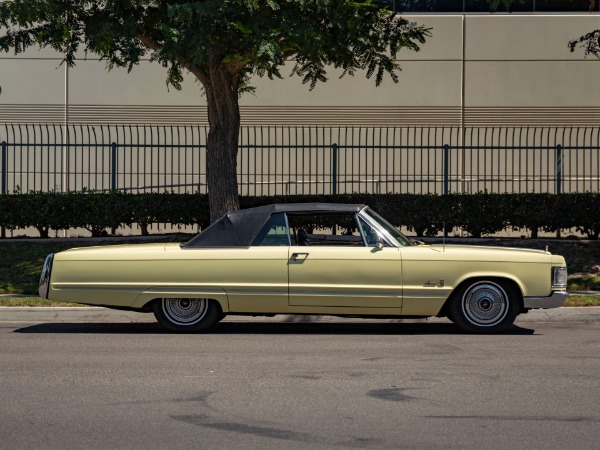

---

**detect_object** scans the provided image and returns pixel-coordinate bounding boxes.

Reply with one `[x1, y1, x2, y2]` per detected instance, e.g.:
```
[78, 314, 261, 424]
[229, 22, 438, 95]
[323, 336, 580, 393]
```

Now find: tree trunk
[204, 62, 241, 223]
[137, 37, 242, 223]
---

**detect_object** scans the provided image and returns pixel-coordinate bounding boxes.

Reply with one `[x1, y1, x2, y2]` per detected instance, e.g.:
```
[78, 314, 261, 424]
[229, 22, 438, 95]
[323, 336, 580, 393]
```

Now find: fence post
[555, 144, 563, 195]
[1, 141, 6, 195]
[443, 144, 450, 195]
[111, 142, 117, 191]
[331, 143, 338, 196]
[1, 142, 6, 238]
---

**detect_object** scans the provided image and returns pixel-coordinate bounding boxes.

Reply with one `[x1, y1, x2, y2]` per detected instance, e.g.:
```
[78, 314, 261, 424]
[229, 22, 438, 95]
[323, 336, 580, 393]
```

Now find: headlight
[552, 266, 568, 289]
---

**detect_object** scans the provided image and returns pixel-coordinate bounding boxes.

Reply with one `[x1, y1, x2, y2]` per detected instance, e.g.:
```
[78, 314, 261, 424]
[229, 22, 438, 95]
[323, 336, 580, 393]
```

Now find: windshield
[363, 208, 416, 247]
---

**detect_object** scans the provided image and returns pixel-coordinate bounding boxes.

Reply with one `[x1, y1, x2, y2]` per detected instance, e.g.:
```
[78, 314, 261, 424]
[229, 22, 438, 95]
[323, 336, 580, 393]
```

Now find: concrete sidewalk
[0, 306, 599, 324]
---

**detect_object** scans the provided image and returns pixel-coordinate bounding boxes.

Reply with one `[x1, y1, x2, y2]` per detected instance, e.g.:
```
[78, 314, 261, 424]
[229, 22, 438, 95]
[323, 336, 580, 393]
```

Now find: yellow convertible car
[39, 203, 568, 333]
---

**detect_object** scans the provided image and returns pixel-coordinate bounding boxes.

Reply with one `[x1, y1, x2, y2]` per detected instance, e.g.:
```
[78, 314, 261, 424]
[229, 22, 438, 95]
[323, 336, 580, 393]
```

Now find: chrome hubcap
[462, 283, 508, 326]
[162, 298, 208, 325]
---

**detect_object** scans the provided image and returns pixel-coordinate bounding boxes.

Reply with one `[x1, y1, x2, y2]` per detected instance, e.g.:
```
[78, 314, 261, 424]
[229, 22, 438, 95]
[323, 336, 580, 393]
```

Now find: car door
[223, 213, 290, 313]
[287, 215, 403, 309]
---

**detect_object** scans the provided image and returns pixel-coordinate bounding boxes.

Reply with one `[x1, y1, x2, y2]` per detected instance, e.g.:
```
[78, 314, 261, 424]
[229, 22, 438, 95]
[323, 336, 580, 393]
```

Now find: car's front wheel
[448, 279, 520, 333]
[152, 298, 221, 332]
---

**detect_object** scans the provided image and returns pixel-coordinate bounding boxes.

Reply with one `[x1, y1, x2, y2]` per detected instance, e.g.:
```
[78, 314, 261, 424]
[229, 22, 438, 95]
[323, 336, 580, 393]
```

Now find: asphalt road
[1, 314, 599, 450]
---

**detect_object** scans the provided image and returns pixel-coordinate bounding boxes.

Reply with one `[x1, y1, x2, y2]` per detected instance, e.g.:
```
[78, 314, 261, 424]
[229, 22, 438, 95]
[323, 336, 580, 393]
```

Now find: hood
[413, 244, 554, 263]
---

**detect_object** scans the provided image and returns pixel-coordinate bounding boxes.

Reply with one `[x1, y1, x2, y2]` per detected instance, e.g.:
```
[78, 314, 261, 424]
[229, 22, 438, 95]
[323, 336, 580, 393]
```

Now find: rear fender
[133, 287, 229, 312]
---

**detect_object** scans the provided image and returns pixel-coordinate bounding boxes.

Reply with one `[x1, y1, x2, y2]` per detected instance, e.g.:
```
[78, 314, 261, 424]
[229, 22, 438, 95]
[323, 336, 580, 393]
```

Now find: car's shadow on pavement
[14, 321, 536, 335]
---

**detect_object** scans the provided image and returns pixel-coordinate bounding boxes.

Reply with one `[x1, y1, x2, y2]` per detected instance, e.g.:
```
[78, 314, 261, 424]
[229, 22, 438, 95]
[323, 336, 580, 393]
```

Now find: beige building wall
[0, 14, 598, 127]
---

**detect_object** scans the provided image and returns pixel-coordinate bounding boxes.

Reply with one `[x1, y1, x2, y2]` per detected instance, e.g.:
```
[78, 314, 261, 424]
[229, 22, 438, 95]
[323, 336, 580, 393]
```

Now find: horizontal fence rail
[1, 124, 599, 196]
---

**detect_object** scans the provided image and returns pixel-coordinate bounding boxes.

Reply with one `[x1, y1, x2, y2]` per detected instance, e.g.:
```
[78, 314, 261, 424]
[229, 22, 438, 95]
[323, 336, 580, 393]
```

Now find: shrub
[0, 192, 598, 239]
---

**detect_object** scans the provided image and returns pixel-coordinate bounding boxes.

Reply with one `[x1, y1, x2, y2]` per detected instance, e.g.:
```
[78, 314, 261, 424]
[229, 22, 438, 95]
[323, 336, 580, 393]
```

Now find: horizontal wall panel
[465, 15, 600, 61]
[2, 105, 600, 126]
[69, 105, 207, 124]
[0, 15, 597, 129]
[465, 61, 600, 107]
[385, 15, 464, 61]
[0, 60, 65, 104]
[68, 60, 202, 106]
[237, 106, 462, 126]
[0, 105, 66, 123]
[245, 61, 463, 107]
[464, 107, 600, 126]
[0, 105, 463, 126]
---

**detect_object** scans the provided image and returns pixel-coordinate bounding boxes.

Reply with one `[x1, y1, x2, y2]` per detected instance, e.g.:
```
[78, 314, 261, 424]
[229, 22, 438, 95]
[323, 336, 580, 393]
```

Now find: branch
[569, 29, 600, 59]
[137, 33, 210, 86]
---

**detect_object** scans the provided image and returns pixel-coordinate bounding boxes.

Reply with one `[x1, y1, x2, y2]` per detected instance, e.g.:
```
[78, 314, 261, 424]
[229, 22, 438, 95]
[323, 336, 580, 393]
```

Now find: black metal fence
[1, 124, 599, 196]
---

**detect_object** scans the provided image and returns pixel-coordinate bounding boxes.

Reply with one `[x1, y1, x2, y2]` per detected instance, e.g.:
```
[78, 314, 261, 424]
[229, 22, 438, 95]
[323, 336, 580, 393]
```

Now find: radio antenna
[443, 222, 446, 252]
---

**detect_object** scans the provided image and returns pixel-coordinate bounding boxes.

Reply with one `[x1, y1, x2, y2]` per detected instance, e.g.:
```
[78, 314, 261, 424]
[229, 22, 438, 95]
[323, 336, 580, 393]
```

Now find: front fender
[451, 271, 526, 299]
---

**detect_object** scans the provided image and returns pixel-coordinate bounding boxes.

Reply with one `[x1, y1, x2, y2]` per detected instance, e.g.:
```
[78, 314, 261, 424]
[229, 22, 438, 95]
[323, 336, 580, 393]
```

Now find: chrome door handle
[291, 252, 309, 259]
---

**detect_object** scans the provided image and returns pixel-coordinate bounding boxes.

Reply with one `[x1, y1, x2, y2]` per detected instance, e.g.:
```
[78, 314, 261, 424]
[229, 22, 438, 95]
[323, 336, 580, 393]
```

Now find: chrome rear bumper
[523, 291, 568, 309]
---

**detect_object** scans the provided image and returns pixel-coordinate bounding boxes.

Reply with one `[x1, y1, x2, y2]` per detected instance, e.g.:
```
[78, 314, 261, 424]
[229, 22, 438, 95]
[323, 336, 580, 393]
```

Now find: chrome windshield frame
[38, 253, 54, 299]
[357, 208, 400, 248]
[358, 207, 418, 248]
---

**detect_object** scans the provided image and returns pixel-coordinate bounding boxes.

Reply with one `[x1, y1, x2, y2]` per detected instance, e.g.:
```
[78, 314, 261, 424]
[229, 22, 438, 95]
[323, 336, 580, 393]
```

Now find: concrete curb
[0, 306, 599, 324]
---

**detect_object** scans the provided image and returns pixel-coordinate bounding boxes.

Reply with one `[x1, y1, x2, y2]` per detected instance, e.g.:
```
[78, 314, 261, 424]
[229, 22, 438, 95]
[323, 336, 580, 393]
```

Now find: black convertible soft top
[183, 203, 367, 248]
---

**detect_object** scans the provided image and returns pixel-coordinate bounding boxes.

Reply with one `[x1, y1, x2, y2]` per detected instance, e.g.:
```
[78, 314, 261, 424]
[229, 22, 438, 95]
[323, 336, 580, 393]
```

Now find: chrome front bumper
[523, 291, 568, 309]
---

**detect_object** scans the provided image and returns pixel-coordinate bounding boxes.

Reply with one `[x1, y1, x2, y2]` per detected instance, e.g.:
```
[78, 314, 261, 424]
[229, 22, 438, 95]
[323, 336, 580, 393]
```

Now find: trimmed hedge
[0, 192, 599, 239]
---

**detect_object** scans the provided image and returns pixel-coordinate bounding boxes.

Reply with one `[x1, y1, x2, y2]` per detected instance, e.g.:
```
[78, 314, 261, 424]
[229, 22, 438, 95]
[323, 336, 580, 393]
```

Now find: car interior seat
[297, 228, 311, 246]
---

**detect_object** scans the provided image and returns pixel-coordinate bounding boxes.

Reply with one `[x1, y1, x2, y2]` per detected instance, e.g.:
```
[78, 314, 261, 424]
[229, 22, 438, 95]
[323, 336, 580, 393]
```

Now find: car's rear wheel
[152, 298, 221, 332]
[448, 279, 520, 333]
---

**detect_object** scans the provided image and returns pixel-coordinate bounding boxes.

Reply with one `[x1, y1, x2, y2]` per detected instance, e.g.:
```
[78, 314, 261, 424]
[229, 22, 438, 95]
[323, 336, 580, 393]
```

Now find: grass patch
[564, 295, 600, 307]
[0, 241, 105, 294]
[568, 274, 600, 291]
[0, 296, 87, 307]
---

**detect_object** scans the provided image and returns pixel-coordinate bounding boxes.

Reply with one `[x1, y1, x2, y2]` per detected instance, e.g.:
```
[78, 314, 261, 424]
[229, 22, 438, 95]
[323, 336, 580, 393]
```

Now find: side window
[358, 216, 388, 247]
[287, 214, 365, 246]
[251, 213, 290, 246]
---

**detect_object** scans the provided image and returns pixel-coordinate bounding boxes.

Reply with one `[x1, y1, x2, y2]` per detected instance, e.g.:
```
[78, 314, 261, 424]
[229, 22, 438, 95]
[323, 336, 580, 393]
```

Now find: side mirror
[375, 239, 384, 250]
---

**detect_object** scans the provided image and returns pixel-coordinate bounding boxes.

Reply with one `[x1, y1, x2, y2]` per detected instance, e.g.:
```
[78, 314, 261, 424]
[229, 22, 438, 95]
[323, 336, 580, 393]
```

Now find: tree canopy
[0, 1, 429, 221]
